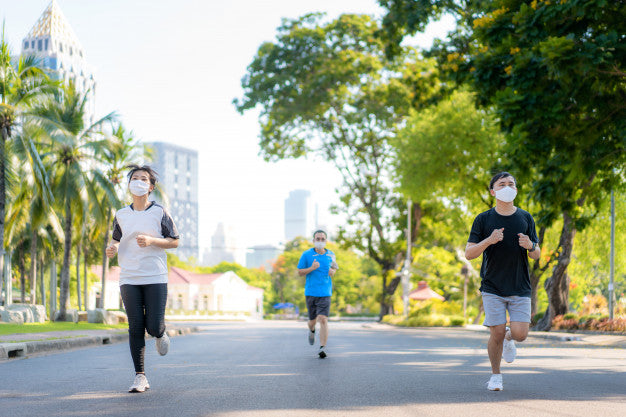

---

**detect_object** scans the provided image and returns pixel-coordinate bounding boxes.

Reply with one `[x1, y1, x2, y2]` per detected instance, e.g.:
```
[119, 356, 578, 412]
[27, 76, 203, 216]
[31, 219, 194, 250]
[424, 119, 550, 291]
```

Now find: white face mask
[129, 180, 150, 196]
[494, 186, 517, 203]
[314, 241, 326, 249]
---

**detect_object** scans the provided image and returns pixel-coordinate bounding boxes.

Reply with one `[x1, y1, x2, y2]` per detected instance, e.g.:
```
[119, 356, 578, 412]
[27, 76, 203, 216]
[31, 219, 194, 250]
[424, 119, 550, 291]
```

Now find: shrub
[450, 316, 466, 326]
[551, 314, 626, 333]
[531, 311, 545, 325]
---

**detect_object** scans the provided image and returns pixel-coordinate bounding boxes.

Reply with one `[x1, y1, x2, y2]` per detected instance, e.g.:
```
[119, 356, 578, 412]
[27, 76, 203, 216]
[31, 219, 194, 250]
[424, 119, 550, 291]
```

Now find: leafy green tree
[567, 190, 626, 312]
[380, 0, 626, 329]
[33, 82, 116, 320]
[235, 13, 441, 317]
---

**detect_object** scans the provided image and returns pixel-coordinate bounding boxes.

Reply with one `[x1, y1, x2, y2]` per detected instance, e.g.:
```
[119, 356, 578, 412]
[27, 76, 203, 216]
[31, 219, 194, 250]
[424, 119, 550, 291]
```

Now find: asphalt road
[1, 321, 625, 417]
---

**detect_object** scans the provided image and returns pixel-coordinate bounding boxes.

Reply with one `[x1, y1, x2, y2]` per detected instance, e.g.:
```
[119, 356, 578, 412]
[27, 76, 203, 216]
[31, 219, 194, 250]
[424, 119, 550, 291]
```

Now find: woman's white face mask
[494, 186, 517, 203]
[129, 180, 150, 196]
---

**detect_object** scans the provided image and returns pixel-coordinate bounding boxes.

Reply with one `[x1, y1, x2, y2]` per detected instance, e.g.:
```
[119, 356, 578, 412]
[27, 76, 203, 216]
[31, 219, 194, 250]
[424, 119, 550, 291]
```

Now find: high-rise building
[146, 142, 199, 261]
[21, 0, 96, 124]
[284, 189, 311, 241]
[246, 245, 282, 271]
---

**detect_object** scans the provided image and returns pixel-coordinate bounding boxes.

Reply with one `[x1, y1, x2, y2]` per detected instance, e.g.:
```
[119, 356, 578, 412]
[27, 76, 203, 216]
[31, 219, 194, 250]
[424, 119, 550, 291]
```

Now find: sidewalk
[365, 322, 626, 349]
[462, 324, 626, 349]
[0, 324, 199, 361]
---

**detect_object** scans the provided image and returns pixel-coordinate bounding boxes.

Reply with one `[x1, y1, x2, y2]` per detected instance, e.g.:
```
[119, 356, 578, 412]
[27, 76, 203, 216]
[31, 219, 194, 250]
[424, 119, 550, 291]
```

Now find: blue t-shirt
[297, 248, 337, 297]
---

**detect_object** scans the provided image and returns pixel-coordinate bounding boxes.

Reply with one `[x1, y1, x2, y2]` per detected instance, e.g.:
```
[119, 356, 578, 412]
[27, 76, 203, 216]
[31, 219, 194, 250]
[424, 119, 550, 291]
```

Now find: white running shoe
[487, 374, 503, 391]
[129, 374, 150, 393]
[308, 329, 315, 345]
[318, 346, 327, 359]
[156, 333, 170, 356]
[502, 328, 517, 363]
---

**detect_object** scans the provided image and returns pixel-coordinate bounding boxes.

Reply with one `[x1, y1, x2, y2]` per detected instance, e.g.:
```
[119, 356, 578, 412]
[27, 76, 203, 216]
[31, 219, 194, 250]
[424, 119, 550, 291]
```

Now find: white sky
[1, 0, 455, 263]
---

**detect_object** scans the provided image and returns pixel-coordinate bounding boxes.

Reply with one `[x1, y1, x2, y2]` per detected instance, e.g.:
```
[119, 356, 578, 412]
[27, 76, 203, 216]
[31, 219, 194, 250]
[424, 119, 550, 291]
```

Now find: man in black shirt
[465, 172, 540, 391]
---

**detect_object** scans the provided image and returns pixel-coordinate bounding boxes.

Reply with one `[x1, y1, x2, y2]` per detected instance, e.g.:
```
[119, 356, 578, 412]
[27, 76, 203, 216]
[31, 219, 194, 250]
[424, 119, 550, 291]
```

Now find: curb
[463, 324, 626, 348]
[0, 326, 199, 361]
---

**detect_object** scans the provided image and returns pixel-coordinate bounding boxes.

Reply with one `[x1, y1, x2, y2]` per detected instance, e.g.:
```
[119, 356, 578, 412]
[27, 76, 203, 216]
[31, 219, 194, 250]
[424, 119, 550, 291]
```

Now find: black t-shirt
[468, 207, 538, 297]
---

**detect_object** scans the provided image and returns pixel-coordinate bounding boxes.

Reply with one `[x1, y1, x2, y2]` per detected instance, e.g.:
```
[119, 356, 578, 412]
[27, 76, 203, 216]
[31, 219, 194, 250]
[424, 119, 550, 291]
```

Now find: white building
[21, 0, 96, 124]
[90, 266, 263, 319]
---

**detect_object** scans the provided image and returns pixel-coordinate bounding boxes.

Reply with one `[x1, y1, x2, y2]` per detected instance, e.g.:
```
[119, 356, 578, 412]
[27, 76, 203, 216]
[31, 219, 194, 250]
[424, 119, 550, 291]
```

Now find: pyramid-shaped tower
[21, 0, 96, 123]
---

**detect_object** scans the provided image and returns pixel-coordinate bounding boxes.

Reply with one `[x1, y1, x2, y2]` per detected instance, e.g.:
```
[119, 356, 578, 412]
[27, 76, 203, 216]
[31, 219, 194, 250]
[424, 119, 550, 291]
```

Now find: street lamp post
[609, 190, 616, 320]
[402, 199, 412, 319]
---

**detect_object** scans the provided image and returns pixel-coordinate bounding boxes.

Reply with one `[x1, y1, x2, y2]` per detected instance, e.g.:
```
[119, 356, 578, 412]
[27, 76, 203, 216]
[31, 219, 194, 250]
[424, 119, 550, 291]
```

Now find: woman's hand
[106, 242, 118, 258]
[136, 235, 153, 248]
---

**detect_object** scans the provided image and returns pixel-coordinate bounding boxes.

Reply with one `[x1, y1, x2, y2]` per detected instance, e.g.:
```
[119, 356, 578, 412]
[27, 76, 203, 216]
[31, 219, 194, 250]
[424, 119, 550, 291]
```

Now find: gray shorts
[306, 296, 331, 320]
[482, 292, 531, 327]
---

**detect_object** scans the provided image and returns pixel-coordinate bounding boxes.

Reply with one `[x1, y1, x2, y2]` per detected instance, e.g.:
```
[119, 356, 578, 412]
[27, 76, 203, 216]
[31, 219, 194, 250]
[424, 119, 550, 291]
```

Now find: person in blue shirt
[297, 230, 338, 358]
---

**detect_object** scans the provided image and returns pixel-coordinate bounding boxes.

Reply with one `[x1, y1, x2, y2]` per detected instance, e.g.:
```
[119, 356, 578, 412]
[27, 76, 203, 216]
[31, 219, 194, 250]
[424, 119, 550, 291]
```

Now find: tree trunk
[30, 232, 38, 304]
[19, 249, 26, 302]
[100, 209, 111, 309]
[534, 212, 576, 331]
[0, 127, 7, 305]
[57, 198, 73, 321]
[473, 301, 484, 325]
[39, 258, 45, 311]
[76, 243, 81, 311]
[379, 267, 398, 319]
[83, 248, 88, 310]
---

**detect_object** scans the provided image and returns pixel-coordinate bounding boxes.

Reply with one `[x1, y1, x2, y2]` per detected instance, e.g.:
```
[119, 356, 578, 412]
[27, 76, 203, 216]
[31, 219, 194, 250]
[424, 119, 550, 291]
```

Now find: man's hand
[105, 243, 118, 259]
[488, 228, 505, 245]
[311, 260, 320, 271]
[329, 268, 337, 277]
[517, 233, 533, 250]
[136, 235, 153, 248]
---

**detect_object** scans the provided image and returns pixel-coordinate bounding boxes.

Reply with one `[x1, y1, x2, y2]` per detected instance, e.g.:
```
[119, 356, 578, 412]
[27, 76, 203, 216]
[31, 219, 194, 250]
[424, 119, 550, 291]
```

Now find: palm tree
[0, 28, 55, 302]
[32, 82, 116, 320]
[5, 121, 62, 305]
[96, 124, 140, 308]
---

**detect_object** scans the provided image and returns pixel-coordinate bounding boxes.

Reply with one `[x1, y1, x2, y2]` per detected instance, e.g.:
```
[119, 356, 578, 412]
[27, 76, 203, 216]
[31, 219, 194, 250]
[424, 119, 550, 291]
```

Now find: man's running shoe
[487, 374, 503, 391]
[129, 374, 150, 393]
[318, 346, 327, 358]
[502, 328, 517, 363]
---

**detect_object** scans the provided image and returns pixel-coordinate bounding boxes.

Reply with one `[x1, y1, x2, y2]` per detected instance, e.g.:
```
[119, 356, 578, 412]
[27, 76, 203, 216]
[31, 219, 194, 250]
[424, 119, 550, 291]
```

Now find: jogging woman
[106, 164, 180, 393]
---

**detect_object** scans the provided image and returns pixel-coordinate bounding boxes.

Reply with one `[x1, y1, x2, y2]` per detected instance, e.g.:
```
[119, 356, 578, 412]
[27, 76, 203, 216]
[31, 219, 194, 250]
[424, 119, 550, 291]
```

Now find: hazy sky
[1, 0, 454, 262]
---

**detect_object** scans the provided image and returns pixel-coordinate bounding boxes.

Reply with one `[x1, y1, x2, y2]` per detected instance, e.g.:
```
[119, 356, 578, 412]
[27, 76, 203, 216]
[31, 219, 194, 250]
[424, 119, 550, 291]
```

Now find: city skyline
[0, 0, 455, 255]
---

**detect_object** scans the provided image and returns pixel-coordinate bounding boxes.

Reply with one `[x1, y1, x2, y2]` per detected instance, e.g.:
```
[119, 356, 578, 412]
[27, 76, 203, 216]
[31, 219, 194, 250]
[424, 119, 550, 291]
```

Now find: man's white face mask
[314, 241, 326, 249]
[494, 186, 517, 203]
[129, 180, 150, 196]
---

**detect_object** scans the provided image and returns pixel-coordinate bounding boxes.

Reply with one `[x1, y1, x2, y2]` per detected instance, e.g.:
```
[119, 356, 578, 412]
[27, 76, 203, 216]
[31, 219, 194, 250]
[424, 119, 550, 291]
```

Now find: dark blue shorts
[306, 296, 331, 320]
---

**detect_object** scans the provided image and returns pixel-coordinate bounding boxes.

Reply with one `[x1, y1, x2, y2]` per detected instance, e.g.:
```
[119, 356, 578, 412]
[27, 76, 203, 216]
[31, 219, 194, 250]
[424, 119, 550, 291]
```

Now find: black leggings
[120, 283, 168, 373]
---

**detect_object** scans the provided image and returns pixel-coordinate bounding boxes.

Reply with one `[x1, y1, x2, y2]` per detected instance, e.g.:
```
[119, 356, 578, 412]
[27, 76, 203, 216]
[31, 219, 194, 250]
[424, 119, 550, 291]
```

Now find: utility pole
[609, 190, 616, 320]
[402, 199, 412, 318]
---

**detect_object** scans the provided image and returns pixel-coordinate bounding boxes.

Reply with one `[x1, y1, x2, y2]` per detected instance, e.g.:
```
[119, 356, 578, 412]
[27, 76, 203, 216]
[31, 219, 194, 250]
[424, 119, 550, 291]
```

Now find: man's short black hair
[489, 172, 515, 190]
[313, 230, 327, 239]
[126, 164, 158, 187]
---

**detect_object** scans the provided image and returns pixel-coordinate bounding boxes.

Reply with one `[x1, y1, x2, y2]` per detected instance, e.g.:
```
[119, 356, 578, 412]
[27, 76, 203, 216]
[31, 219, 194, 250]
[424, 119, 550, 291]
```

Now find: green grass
[0, 321, 128, 336]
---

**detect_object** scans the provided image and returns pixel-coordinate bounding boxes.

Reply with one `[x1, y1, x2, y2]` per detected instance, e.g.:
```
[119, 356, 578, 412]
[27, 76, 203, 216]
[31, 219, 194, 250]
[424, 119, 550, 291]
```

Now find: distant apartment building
[246, 245, 282, 271]
[21, 0, 96, 124]
[284, 189, 312, 241]
[146, 142, 199, 261]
